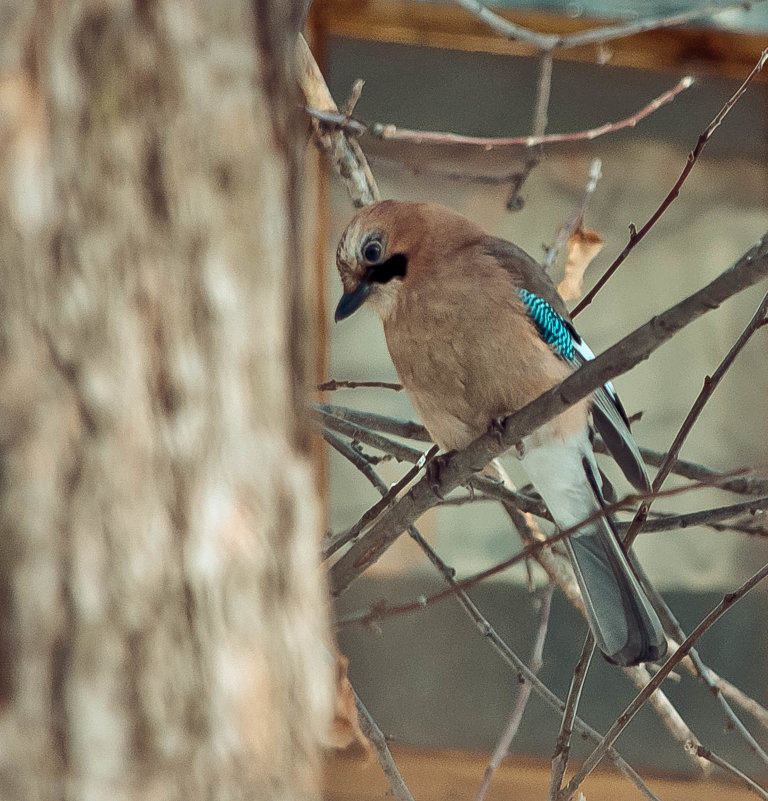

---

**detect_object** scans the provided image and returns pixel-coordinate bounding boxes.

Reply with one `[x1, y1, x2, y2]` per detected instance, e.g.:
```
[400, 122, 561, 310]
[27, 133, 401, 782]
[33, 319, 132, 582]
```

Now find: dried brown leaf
[325, 651, 373, 757]
[559, 228, 604, 302]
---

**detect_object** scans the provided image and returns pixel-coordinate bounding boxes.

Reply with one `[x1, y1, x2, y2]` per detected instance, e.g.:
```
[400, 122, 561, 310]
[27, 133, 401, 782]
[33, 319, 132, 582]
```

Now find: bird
[333, 199, 667, 667]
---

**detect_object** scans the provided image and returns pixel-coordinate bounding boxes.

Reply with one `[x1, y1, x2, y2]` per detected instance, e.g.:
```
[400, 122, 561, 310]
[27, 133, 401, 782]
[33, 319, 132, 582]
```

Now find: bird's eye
[362, 239, 382, 263]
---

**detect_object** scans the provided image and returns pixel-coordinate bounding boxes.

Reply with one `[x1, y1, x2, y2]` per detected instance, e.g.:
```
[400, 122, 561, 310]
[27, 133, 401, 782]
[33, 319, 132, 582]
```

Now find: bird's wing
[568, 338, 650, 492]
[484, 237, 650, 492]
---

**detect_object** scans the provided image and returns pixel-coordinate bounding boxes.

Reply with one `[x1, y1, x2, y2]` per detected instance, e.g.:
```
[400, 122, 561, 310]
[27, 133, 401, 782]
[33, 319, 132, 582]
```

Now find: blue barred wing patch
[518, 289, 574, 360]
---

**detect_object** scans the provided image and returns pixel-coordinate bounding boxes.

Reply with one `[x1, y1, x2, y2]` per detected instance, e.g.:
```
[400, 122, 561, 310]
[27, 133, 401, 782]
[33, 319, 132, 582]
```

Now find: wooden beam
[314, 0, 768, 81]
[324, 745, 761, 801]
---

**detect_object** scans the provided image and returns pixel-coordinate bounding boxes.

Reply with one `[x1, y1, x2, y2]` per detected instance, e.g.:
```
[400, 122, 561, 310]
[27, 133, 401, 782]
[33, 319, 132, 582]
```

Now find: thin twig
[639, 290, 768, 522]
[558, 562, 768, 800]
[317, 408, 427, 464]
[308, 75, 694, 150]
[506, 52, 553, 210]
[498, 502, 705, 773]
[559, 2, 766, 50]
[335, 475, 745, 628]
[449, 0, 561, 48]
[451, 0, 764, 51]
[573, 48, 768, 317]
[297, 35, 378, 207]
[316, 401, 768, 495]
[323, 443, 437, 558]
[468, 475, 550, 519]
[322, 430, 388, 495]
[317, 379, 404, 392]
[548, 635, 596, 800]
[315, 402, 428, 442]
[475, 587, 554, 801]
[354, 690, 416, 801]
[612, 443, 768, 497]
[617, 496, 768, 534]
[693, 745, 768, 801]
[615, 292, 768, 768]
[545, 158, 603, 268]
[707, 672, 768, 730]
[405, 529, 660, 801]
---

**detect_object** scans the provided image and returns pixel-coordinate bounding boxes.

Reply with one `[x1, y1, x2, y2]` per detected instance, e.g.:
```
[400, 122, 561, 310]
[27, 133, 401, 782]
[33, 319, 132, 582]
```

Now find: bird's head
[334, 200, 483, 322]
[334, 200, 412, 322]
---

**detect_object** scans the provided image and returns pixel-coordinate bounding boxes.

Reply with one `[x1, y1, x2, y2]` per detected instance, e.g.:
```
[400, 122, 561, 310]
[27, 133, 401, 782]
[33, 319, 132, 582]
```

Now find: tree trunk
[0, 2, 330, 799]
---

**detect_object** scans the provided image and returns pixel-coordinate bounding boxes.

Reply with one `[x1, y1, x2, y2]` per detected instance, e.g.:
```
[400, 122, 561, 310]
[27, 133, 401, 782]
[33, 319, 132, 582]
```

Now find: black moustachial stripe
[370, 254, 408, 284]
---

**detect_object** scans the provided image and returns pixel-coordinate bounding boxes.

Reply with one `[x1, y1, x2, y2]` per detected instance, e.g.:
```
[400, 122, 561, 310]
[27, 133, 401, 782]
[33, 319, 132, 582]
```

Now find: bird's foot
[488, 416, 507, 445]
[425, 450, 457, 499]
[488, 417, 526, 459]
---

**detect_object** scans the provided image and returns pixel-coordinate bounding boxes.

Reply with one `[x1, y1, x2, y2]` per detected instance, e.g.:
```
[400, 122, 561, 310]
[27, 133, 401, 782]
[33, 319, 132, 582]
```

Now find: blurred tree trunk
[0, 2, 329, 800]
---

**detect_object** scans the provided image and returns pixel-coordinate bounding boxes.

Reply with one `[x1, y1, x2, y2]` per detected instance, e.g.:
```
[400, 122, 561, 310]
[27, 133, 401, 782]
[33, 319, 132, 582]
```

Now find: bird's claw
[426, 450, 456, 499]
[489, 416, 507, 445]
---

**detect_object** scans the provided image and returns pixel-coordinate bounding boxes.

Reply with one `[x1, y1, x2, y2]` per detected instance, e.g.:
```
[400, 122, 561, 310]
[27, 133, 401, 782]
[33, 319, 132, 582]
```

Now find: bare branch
[317, 408, 427, 464]
[315, 405, 550, 518]
[636, 575, 768, 770]
[355, 691, 416, 801]
[309, 75, 694, 149]
[618, 496, 768, 534]
[324, 443, 437, 558]
[559, 562, 768, 800]
[506, 52, 553, 210]
[296, 35, 379, 207]
[475, 588, 554, 801]
[321, 430, 388, 495]
[706, 671, 768, 730]
[405, 529, 661, 801]
[610, 444, 768, 497]
[315, 402, 429, 442]
[573, 48, 768, 317]
[335, 477, 744, 629]
[316, 401, 768, 495]
[548, 636, 596, 799]
[693, 745, 768, 801]
[317, 379, 404, 392]
[449, 0, 560, 49]
[648, 291, 768, 501]
[559, 3, 765, 50]
[612, 291, 768, 766]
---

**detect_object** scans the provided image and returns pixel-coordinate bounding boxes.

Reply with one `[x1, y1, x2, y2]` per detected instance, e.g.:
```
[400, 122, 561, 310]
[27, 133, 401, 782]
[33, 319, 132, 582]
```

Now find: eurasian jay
[334, 200, 667, 667]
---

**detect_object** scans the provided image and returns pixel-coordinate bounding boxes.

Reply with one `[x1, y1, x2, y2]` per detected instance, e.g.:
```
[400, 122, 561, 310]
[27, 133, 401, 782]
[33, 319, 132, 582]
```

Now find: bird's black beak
[334, 280, 372, 322]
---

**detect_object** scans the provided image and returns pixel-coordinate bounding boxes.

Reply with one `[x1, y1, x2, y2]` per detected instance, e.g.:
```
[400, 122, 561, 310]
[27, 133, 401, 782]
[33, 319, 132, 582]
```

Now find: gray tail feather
[568, 458, 667, 667]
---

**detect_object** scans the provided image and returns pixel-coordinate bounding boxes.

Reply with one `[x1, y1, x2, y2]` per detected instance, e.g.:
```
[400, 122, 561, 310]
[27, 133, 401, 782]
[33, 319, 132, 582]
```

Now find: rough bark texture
[0, 2, 329, 799]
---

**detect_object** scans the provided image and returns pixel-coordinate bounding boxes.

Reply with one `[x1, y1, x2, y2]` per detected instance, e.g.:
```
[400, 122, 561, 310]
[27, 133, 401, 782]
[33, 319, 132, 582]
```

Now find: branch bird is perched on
[334, 200, 667, 667]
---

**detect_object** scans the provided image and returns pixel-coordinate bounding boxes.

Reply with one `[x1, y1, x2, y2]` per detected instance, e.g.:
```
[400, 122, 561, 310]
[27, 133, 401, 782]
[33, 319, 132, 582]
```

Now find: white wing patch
[571, 337, 620, 406]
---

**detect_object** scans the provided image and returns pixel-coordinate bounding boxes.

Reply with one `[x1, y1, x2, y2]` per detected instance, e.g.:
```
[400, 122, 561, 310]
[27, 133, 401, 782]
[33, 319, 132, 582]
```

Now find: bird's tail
[521, 434, 667, 667]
